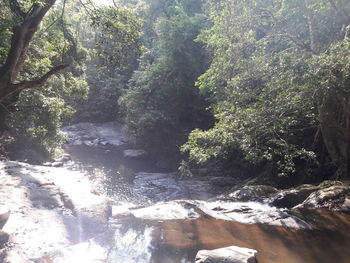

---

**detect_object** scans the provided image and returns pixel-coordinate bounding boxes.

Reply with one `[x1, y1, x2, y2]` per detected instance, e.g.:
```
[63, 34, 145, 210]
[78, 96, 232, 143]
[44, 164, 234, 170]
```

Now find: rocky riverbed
[1, 122, 350, 263]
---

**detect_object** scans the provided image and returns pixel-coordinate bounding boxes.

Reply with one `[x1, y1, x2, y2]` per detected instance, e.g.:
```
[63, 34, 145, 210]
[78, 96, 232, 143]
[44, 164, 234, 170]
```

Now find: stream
[2, 122, 350, 263]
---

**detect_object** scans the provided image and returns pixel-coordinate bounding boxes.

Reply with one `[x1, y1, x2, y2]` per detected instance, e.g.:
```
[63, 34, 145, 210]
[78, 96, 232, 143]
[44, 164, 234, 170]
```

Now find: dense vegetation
[0, 0, 349, 186]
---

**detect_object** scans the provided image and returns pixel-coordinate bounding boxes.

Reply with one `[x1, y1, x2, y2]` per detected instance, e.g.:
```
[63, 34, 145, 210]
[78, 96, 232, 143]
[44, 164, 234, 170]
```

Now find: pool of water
[61, 145, 350, 263]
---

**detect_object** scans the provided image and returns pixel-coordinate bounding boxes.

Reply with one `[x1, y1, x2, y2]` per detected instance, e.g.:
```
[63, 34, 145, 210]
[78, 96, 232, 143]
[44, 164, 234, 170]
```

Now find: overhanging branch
[0, 64, 69, 102]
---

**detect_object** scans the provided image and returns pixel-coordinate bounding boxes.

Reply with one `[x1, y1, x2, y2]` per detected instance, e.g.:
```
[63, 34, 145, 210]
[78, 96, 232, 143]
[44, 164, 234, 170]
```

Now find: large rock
[123, 149, 148, 160]
[270, 184, 319, 208]
[195, 246, 257, 263]
[0, 161, 109, 260]
[296, 184, 350, 212]
[0, 231, 9, 248]
[221, 185, 278, 202]
[0, 210, 9, 229]
[61, 122, 129, 147]
[112, 200, 311, 229]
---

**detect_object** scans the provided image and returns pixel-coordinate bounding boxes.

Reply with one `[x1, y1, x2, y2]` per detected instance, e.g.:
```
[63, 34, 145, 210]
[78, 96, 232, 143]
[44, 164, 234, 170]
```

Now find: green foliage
[0, 1, 88, 162]
[181, 0, 350, 184]
[119, 1, 211, 159]
[73, 4, 143, 122]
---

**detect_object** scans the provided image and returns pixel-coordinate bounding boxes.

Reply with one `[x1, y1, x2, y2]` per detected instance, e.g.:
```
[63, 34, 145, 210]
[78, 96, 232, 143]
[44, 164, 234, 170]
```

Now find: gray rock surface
[195, 246, 257, 263]
[0, 231, 9, 248]
[220, 185, 278, 201]
[61, 122, 129, 147]
[270, 184, 319, 208]
[123, 149, 147, 159]
[112, 200, 311, 229]
[296, 184, 350, 211]
[0, 210, 9, 229]
[0, 161, 109, 260]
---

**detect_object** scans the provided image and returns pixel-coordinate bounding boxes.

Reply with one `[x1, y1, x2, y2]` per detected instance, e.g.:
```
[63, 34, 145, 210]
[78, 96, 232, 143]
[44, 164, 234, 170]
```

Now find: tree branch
[0, 64, 69, 102]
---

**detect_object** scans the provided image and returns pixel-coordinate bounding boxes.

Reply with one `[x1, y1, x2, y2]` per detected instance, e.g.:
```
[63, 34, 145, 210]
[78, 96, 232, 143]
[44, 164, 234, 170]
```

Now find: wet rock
[123, 149, 147, 160]
[112, 201, 201, 221]
[0, 160, 109, 260]
[296, 184, 350, 212]
[51, 162, 64, 167]
[55, 154, 71, 163]
[0, 231, 9, 248]
[195, 246, 258, 263]
[270, 184, 319, 209]
[112, 200, 311, 229]
[62, 122, 128, 147]
[1, 250, 34, 263]
[0, 210, 10, 229]
[223, 185, 278, 201]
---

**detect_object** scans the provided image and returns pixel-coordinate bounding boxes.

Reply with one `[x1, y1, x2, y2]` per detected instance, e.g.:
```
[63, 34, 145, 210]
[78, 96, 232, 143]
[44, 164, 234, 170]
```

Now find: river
[41, 122, 350, 263]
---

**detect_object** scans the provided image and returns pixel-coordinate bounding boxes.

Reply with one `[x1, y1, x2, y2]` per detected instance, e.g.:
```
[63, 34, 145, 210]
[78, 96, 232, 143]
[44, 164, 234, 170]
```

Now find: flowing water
[55, 123, 350, 263]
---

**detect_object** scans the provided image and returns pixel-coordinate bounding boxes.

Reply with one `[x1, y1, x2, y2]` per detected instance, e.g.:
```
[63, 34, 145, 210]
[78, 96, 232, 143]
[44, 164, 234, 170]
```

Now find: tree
[0, 0, 68, 132]
[119, 0, 211, 163]
[181, 0, 350, 185]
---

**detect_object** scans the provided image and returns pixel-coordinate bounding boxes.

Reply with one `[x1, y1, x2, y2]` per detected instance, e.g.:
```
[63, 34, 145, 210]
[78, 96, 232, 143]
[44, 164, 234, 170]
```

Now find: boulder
[224, 185, 278, 201]
[51, 161, 64, 167]
[112, 200, 311, 229]
[1, 251, 34, 263]
[270, 184, 319, 208]
[195, 246, 258, 263]
[296, 185, 350, 212]
[123, 149, 148, 160]
[0, 231, 9, 248]
[0, 210, 10, 229]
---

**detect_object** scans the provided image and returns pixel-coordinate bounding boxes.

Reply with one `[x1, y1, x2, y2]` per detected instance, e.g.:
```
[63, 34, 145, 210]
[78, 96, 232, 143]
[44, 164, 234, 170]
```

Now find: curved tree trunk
[0, 0, 68, 133]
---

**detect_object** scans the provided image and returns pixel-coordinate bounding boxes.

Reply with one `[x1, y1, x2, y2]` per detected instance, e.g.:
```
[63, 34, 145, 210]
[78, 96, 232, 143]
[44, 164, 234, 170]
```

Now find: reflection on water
[63, 145, 350, 263]
[66, 145, 164, 204]
[148, 210, 350, 263]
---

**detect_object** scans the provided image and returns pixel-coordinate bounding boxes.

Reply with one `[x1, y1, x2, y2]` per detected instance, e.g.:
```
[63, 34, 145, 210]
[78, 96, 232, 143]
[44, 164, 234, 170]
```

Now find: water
[60, 144, 350, 263]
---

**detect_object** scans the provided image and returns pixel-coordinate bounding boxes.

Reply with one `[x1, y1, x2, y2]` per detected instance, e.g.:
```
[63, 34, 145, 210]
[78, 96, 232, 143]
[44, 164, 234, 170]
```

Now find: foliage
[181, 0, 350, 185]
[0, 1, 88, 162]
[119, 1, 211, 160]
[73, 4, 143, 122]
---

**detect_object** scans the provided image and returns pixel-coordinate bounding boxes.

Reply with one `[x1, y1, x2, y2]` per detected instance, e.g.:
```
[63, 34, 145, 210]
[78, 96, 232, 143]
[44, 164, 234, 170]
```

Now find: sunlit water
[53, 145, 350, 263]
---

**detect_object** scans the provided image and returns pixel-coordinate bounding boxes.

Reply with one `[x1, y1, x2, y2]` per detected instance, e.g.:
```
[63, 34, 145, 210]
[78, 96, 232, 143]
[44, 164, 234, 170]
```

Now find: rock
[56, 154, 71, 163]
[1, 250, 34, 263]
[61, 122, 128, 147]
[133, 172, 186, 202]
[112, 200, 311, 229]
[296, 185, 350, 211]
[0, 160, 110, 260]
[0, 231, 9, 248]
[51, 161, 64, 167]
[112, 201, 201, 221]
[123, 149, 147, 160]
[270, 184, 319, 208]
[195, 246, 257, 263]
[224, 185, 278, 201]
[0, 210, 10, 229]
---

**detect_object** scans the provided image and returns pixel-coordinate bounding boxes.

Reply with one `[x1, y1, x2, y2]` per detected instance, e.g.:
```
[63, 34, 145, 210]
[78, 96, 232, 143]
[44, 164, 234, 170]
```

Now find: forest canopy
[0, 0, 350, 187]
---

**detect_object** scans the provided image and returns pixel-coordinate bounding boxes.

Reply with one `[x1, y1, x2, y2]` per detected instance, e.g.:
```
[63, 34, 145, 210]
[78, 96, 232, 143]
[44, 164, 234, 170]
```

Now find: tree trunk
[0, 0, 68, 103]
[0, 0, 68, 133]
[318, 91, 350, 178]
